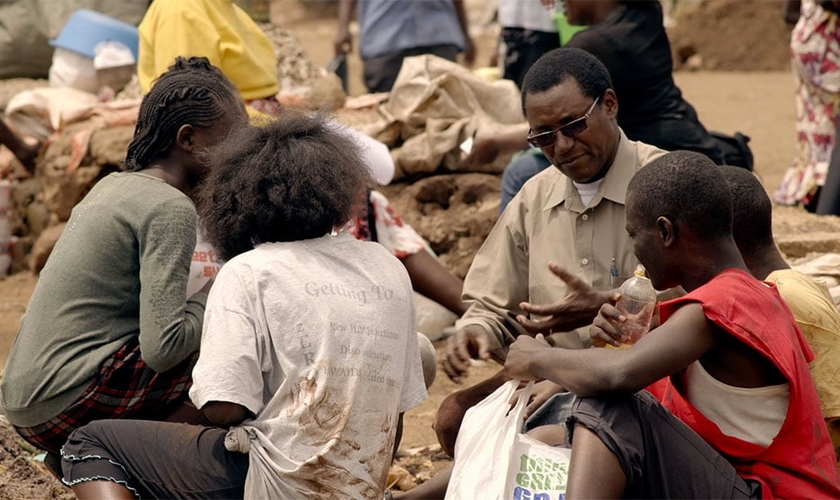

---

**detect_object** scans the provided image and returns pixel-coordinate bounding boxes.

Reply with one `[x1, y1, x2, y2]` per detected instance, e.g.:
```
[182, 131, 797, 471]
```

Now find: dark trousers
[816, 125, 840, 215]
[363, 44, 459, 93]
[500, 27, 560, 89]
[62, 420, 248, 499]
[567, 391, 762, 499]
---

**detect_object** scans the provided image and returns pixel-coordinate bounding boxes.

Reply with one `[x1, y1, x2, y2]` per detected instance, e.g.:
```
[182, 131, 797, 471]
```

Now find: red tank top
[650, 268, 840, 499]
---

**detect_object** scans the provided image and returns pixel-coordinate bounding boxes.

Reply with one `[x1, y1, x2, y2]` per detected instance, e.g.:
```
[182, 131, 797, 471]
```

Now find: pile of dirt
[670, 0, 793, 71]
[380, 173, 501, 279]
[0, 416, 72, 500]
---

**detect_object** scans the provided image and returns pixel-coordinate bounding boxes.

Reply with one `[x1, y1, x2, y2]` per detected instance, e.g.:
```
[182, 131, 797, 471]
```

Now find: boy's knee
[525, 424, 567, 447]
[433, 390, 472, 457]
[63, 421, 111, 455]
[417, 332, 437, 390]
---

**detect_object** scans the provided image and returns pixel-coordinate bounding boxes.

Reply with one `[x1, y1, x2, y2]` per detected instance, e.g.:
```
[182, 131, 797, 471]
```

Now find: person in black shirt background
[468, 0, 741, 213]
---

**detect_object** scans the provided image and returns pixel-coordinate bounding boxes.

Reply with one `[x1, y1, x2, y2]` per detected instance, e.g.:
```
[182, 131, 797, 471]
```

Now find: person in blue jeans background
[334, 0, 474, 93]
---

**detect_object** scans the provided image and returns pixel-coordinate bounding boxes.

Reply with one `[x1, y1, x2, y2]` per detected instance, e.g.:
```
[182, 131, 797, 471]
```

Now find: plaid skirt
[14, 337, 198, 454]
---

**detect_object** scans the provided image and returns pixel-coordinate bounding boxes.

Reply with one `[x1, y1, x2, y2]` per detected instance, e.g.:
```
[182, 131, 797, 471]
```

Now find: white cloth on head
[330, 121, 395, 186]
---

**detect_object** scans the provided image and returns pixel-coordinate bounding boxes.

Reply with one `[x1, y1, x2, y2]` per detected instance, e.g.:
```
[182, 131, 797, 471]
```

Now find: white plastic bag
[49, 47, 99, 94]
[446, 380, 572, 500]
[506, 432, 572, 500]
[446, 379, 523, 499]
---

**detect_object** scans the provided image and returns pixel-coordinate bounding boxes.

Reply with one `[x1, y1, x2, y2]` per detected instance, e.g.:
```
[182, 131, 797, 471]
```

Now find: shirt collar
[543, 129, 636, 211]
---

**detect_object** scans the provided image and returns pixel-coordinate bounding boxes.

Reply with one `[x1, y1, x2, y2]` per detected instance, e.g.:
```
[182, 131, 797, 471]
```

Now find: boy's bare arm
[202, 401, 252, 428]
[504, 303, 717, 396]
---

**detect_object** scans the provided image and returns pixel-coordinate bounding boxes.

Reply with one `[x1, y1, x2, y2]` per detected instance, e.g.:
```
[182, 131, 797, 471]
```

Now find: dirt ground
[2, 1, 839, 498]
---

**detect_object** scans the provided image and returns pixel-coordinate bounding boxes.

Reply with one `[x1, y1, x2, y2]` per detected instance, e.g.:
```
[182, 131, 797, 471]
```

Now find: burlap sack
[380, 55, 525, 179]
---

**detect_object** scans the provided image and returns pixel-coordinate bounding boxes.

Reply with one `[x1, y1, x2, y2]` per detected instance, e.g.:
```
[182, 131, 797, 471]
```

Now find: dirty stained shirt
[1, 172, 205, 427]
[455, 131, 666, 354]
[189, 232, 427, 500]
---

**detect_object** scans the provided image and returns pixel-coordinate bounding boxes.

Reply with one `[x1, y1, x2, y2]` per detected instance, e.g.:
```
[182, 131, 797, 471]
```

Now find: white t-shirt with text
[189, 232, 427, 499]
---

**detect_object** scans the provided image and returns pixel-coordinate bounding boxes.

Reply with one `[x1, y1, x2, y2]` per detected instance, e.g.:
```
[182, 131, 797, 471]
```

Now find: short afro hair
[198, 113, 371, 261]
[628, 151, 733, 240]
[520, 47, 613, 113]
[718, 165, 774, 254]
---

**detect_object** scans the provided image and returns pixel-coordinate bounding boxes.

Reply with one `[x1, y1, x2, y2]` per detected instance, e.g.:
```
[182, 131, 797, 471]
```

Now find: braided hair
[124, 56, 241, 171]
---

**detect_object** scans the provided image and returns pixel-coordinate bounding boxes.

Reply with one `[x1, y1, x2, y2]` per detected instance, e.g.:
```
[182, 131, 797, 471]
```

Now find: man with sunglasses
[467, 0, 727, 214]
[432, 47, 667, 459]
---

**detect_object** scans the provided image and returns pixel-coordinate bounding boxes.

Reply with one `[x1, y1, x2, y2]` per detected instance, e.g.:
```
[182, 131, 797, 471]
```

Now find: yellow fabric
[137, 0, 279, 101]
[455, 131, 666, 354]
[766, 269, 840, 467]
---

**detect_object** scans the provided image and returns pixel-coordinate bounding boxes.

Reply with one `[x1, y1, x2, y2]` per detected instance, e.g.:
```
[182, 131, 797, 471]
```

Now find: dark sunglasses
[526, 97, 600, 148]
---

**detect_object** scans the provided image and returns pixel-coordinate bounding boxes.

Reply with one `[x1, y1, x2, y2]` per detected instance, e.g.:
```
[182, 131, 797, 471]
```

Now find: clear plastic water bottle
[615, 265, 656, 345]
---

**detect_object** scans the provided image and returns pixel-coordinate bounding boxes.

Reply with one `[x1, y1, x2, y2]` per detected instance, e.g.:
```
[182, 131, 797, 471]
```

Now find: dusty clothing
[137, 0, 279, 101]
[16, 338, 196, 454]
[775, 0, 840, 207]
[653, 269, 840, 499]
[192, 232, 427, 499]
[62, 232, 426, 499]
[766, 268, 840, 463]
[566, 6, 723, 162]
[1, 172, 205, 428]
[567, 392, 762, 499]
[455, 132, 665, 352]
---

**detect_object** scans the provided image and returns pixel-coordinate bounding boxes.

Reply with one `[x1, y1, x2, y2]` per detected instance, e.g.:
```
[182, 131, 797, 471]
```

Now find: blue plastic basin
[50, 9, 139, 60]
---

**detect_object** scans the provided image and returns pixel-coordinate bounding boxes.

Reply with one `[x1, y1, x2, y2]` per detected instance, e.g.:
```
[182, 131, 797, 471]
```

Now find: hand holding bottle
[590, 265, 656, 348]
[614, 265, 657, 345]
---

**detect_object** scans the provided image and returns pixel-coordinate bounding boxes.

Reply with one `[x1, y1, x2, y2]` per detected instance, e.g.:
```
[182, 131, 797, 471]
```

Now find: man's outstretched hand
[515, 262, 611, 335]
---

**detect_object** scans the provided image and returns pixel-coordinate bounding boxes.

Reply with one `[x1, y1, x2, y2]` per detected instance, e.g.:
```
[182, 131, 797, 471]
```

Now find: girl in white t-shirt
[61, 113, 427, 500]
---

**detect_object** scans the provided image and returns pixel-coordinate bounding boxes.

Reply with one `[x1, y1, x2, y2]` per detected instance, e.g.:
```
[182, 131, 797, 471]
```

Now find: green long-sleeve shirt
[1, 172, 206, 427]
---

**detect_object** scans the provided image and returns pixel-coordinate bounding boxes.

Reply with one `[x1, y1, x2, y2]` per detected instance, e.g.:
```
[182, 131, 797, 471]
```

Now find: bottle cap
[634, 264, 646, 278]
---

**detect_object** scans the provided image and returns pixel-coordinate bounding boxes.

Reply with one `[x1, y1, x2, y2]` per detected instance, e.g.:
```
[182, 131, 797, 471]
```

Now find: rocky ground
[3, 1, 840, 498]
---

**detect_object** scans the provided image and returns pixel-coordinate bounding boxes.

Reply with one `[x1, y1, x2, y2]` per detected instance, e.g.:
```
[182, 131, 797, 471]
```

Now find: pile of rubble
[0, 23, 345, 278]
[0, 25, 528, 283]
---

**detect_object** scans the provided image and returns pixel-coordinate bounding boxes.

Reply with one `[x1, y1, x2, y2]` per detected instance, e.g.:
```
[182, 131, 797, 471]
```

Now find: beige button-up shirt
[456, 131, 666, 352]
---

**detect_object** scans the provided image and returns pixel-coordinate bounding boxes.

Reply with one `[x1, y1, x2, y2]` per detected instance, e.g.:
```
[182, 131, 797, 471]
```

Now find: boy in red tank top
[505, 151, 840, 499]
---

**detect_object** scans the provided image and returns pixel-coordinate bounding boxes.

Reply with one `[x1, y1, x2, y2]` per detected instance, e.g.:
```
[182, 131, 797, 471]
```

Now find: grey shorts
[61, 420, 248, 499]
[527, 391, 762, 499]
